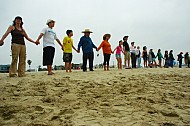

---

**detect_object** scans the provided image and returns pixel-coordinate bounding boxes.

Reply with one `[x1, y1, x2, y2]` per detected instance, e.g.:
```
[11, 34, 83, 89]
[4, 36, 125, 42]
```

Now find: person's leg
[137, 58, 140, 68]
[132, 54, 136, 68]
[124, 54, 127, 68]
[103, 54, 107, 71]
[159, 60, 162, 67]
[179, 61, 182, 68]
[9, 44, 19, 77]
[65, 62, 69, 72]
[107, 54, 111, 70]
[89, 52, 94, 71]
[131, 53, 136, 68]
[47, 65, 53, 74]
[18, 45, 26, 77]
[127, 52, 131, 68]
[116, 58, 119, 69]
[83, 53, 87, 72]
[47, 47, 55, 75]
[139, 57, 141, 68]
[69, 62, 72, 72]
[119, 58, 122, 69]
[131, 53, 134, 68]
[171, 60, 173, 68]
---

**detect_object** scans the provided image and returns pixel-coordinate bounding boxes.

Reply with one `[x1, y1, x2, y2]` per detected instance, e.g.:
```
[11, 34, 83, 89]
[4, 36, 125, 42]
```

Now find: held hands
[77, 50, 80, 53]
[35, 40, 40, 45]
[0, 40, 4, 46]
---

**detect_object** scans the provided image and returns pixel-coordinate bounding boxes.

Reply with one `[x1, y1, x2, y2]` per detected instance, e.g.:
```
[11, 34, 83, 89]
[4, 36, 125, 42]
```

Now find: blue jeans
[169, 59, 174, 67]
[136, 57, 141, 68]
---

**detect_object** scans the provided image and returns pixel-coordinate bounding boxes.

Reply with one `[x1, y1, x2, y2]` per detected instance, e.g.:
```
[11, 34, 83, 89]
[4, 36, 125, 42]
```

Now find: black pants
[179, 60, 182, 68]
[131, 53, 136, 68]
[83, 52, 94, 71]
[103, 53, 111, 65]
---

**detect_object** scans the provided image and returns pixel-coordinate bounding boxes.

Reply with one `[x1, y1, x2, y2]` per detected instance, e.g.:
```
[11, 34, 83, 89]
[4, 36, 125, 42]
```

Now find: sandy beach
[0, 68, 190, 126]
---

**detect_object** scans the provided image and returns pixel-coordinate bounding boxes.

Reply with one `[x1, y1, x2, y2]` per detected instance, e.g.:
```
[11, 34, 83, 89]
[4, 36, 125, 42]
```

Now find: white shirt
[136, 49, 140, 56]
[41, 27, 58, 48]
[130, 46, 136, 54]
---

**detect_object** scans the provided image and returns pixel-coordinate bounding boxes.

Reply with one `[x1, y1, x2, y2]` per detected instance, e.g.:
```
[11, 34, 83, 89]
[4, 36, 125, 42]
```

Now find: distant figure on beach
[63, 30, 77, 72]
[188, 55, 190, 68]
[150, 49, 157, 67]
[36, 19, 63, 75]
[123, 36, 131, 69]
[97, 34, 112, 71]
[164, 50, 169, 68]
[136, 46, 141, 68]
[184, 52, 189, 66]
[148, 49, 153, 67]
[113, 40, 124, 69]
[169, 50, 175, 68]
[156, 49, 163, 67]
[77, 29, 97, 72]
[177, 52, 184, 68]
[130, 42, 136, 68]
[0, 16, 36, 77]
[142, 46, 148, 68]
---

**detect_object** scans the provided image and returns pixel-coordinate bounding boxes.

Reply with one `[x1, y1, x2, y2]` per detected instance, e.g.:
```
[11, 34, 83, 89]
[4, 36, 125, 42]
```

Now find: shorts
[116, 54, 121, 58]
[124, 51, 130, 61]
[143, 56, 148, 61]
[63, 53, 72, 62]
[43, 46, 55, 66]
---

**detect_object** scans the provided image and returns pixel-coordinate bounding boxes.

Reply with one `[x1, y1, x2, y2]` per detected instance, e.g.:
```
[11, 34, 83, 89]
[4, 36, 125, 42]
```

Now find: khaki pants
[9, 43, 26, 77]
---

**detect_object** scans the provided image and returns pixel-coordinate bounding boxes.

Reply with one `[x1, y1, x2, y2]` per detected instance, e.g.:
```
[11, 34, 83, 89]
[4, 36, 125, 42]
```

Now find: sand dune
[0, 68, 190, 126]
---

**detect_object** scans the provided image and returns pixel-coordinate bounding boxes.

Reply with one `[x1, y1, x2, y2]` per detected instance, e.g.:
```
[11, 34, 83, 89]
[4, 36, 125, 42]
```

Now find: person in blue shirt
[77, 29, 97, 72]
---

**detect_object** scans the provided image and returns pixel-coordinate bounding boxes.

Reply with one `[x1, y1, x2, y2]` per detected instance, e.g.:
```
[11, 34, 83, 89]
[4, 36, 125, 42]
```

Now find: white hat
[46, 19, 55, 25]
[82, 29, 93, 33]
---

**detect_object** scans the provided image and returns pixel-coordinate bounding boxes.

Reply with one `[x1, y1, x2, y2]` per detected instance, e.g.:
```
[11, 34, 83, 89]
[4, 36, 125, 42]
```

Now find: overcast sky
[0, 0, 189, 69]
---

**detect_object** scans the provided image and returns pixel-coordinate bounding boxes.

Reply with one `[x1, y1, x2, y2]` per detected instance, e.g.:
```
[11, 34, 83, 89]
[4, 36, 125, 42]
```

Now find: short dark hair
[143, 46, 147, 50]
[66, 30, 73, 36]
[123, 36, 128, 40]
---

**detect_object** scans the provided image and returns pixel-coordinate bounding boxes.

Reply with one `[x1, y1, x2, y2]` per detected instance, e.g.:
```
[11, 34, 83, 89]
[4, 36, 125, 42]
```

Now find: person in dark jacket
[177, 52, 184, 68]
[77, 29, 97, 72]
[184, 52, 189, 66]
[164, 50, 169, 68]
[169, 50, 175, 68]
[123, 36, 131, 69]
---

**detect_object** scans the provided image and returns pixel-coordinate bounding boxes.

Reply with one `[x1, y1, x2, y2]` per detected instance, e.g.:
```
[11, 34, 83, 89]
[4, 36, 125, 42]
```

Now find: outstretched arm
[77, 38, 83, 53]
[36, 33, 44, 45]
[23, 29, 36, 44]
[97, 41, 104, 51]
[56, 39, 63, 48]
[72, 45, 77, 52]
[112, 46, 117, 54]
[0, 26, 13, 45]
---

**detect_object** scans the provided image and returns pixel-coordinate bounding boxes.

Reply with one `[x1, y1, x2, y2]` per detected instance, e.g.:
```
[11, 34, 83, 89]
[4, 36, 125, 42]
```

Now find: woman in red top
[97, 34, 112, 71]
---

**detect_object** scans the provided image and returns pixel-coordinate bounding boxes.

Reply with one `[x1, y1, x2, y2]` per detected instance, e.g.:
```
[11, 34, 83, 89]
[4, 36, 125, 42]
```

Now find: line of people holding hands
[0, 16, 189, 77]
